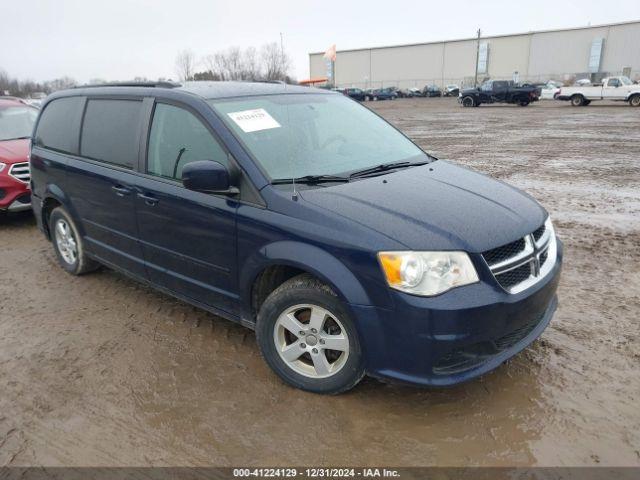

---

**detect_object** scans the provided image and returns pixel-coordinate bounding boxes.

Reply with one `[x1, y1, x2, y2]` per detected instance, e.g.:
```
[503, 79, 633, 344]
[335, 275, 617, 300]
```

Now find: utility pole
[474, 28, 481, 87]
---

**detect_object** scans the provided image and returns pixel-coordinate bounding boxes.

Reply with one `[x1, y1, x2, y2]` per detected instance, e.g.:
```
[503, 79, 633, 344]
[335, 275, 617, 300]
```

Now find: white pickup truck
[557, 76, 640, 107]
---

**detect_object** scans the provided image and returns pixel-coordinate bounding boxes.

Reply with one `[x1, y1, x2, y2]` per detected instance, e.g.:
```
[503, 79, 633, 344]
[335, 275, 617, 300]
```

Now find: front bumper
[351, 240, 563, 387]
[0, 173, 30, 212]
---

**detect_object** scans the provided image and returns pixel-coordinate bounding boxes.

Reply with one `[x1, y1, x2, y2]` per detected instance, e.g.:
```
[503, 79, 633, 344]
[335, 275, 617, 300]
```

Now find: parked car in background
[409, 87, 423, 97]
[459, 80, 539, 107]
[539, 81, 563, 100]
[364, 87, 396, 101]
[423, 85, 442, 97]
[30, 82, 561, 394]
[443, 84, 460, 97]
[342, 87, 366, 101]
[557, 76, 640, 106]
[0, 98, 37, 214]
[395, 88, 413, 98]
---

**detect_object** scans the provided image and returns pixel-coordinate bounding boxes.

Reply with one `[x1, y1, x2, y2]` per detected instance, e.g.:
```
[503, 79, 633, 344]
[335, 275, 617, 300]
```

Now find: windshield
[0, 105, 38, 141]
[209, 93, 426, 180]
[620, 76, 632, 86]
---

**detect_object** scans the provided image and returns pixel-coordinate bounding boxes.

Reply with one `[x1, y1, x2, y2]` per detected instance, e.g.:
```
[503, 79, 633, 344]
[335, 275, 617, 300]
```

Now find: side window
[608, 78, 620, 87]
[80, 99, 143, 168]
[147, 103, 227, 181]
[34, 96, 84, 154]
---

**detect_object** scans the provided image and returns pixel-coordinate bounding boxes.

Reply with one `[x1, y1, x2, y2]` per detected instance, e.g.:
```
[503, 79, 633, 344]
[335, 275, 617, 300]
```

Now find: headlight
[378, 251, 479, 296]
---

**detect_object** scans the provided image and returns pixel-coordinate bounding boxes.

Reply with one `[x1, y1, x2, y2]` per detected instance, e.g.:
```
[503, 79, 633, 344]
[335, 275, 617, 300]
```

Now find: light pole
[474, 28, 481, 87]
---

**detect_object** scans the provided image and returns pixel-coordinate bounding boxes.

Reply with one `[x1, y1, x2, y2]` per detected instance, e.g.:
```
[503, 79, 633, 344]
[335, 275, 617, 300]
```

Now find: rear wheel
[50, 207, 99, 275]
[256, 274, 365, 394]
[462, 96, 475, 107]
[630, 95, 640, 107]
[570, 94, 585, 107]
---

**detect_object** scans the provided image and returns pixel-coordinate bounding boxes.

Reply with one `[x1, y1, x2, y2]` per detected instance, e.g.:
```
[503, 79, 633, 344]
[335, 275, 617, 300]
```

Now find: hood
[299, 161, 546, 253]
[0, 139, 30, 164]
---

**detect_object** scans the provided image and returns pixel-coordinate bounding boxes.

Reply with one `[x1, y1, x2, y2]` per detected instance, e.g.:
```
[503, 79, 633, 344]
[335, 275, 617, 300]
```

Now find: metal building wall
[528, 26, 610, 80]
[309, 21, 640, 88]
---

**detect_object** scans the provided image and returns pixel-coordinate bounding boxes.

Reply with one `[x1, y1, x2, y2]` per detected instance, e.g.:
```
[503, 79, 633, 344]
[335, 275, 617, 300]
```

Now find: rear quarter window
[34, 96, 84, 154]
[80, 99, 143, 168]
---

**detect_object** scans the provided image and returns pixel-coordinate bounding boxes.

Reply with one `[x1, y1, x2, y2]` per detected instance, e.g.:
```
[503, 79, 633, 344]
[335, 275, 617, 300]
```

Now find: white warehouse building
[308, 20, 640, 89]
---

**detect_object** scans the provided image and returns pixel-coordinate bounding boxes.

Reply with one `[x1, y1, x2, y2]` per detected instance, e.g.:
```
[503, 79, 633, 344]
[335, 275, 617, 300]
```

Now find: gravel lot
[1, 98, 638, 467]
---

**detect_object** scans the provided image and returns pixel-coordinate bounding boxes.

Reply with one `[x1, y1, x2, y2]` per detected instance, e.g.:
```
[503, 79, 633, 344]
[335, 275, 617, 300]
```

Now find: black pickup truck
[459, 80, 540, 107]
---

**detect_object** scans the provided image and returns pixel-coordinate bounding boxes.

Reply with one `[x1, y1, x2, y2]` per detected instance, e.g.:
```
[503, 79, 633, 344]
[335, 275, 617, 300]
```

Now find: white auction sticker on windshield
[227, 108, 281, 133]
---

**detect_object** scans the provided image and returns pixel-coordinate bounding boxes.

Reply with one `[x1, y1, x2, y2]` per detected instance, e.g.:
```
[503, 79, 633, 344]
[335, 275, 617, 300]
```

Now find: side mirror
[182, 161, 238, 194]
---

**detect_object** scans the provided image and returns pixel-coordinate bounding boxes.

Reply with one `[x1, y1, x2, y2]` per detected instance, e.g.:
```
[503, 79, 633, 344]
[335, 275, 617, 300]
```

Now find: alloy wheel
[55, 219, 78, 265]
[273, 304, 349, 379]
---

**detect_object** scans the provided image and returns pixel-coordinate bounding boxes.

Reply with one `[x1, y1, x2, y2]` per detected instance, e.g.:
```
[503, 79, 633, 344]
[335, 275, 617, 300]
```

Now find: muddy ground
[1, 98, 638, 467]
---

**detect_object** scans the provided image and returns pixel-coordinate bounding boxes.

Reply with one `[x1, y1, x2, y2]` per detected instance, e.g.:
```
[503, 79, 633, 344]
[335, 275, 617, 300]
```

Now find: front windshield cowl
[210, 93, 427, 183]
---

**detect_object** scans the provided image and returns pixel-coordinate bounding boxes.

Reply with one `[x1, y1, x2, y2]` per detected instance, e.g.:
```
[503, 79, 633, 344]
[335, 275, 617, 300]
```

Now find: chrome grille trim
[9, 162, 30, 183]
[482, 217, 557, 294]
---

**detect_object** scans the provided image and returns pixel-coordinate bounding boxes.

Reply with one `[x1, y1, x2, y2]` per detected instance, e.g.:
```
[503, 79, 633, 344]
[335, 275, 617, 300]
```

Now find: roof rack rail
[74, 81, 181, 89]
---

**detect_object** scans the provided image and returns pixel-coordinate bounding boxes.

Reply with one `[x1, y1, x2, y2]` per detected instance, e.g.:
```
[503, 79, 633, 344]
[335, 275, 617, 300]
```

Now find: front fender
[239, 240, 372, 318]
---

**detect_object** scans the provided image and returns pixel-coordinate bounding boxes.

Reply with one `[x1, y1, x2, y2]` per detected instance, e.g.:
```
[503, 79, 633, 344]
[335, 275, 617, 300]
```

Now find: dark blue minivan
[30, 82, 562, 394]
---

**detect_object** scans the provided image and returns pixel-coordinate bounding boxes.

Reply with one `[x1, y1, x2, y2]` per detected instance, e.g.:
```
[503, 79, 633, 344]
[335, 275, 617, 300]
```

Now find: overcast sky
[1, 0, 638, 83]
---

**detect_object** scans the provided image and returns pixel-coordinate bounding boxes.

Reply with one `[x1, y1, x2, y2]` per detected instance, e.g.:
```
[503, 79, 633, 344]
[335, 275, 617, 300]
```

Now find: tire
[518, 99, 530, 106]
[49, 207, 100, 275]
[461, 96, 475, 107]
[629, 95, 640, 107]
[256, 274, 365, 394]
[373, 96, 378, 101]
[570, 95, 585, 107]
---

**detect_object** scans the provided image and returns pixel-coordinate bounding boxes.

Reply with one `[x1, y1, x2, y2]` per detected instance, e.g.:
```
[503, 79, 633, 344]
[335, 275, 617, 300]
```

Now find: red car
[0, 98, 38, 214]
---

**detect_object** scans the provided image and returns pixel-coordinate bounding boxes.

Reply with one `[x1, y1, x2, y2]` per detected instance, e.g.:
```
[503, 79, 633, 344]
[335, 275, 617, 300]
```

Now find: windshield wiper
[349, 160, 430, 179]
[271, 174, 350, 185]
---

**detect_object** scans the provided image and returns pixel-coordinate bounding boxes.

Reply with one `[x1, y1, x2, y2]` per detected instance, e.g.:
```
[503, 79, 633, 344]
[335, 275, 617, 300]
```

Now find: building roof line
[308, 19, 640, 56]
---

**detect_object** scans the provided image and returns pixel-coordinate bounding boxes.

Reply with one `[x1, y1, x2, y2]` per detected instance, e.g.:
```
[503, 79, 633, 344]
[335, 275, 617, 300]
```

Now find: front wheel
[519, 99, 530, 106]
[629, 95, 640, 107]
[461, 96, 475, 107]
[256, 274, 365, 394]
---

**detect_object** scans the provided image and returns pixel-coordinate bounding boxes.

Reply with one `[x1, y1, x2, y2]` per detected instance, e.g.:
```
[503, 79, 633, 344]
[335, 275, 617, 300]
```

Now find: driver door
[134, 101, 239, 315]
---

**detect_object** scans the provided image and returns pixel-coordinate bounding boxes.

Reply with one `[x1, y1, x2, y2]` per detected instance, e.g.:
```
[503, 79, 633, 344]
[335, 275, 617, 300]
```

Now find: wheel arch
[40, 186, 82, 240]
[240, 241, 372, 323]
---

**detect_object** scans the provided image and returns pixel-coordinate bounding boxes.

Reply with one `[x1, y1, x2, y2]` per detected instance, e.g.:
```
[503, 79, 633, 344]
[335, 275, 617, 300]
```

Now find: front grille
[482, 219, 556, 294]
[482, 238, 525, 266]
[9, 162, 30, 183]
[495, 263, 532, 289]
[532, 224, 546, 242]
[540, 250, 549, 267]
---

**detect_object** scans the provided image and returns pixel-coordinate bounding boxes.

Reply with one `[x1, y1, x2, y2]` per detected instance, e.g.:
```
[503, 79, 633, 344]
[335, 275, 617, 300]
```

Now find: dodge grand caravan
[30, 82, 562, 394]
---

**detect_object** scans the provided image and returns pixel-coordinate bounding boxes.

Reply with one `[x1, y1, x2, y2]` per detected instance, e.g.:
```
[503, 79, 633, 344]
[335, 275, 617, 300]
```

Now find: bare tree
[175, 49, 196, 81]
[261, 42, 291, 81]
[194, 42, 292, 83]
[241, 47, 261, 80]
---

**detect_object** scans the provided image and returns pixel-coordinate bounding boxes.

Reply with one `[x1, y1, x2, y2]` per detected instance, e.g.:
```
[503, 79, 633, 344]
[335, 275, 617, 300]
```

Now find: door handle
[111, 185, 132, 196]
[137, 192, 159, 206]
